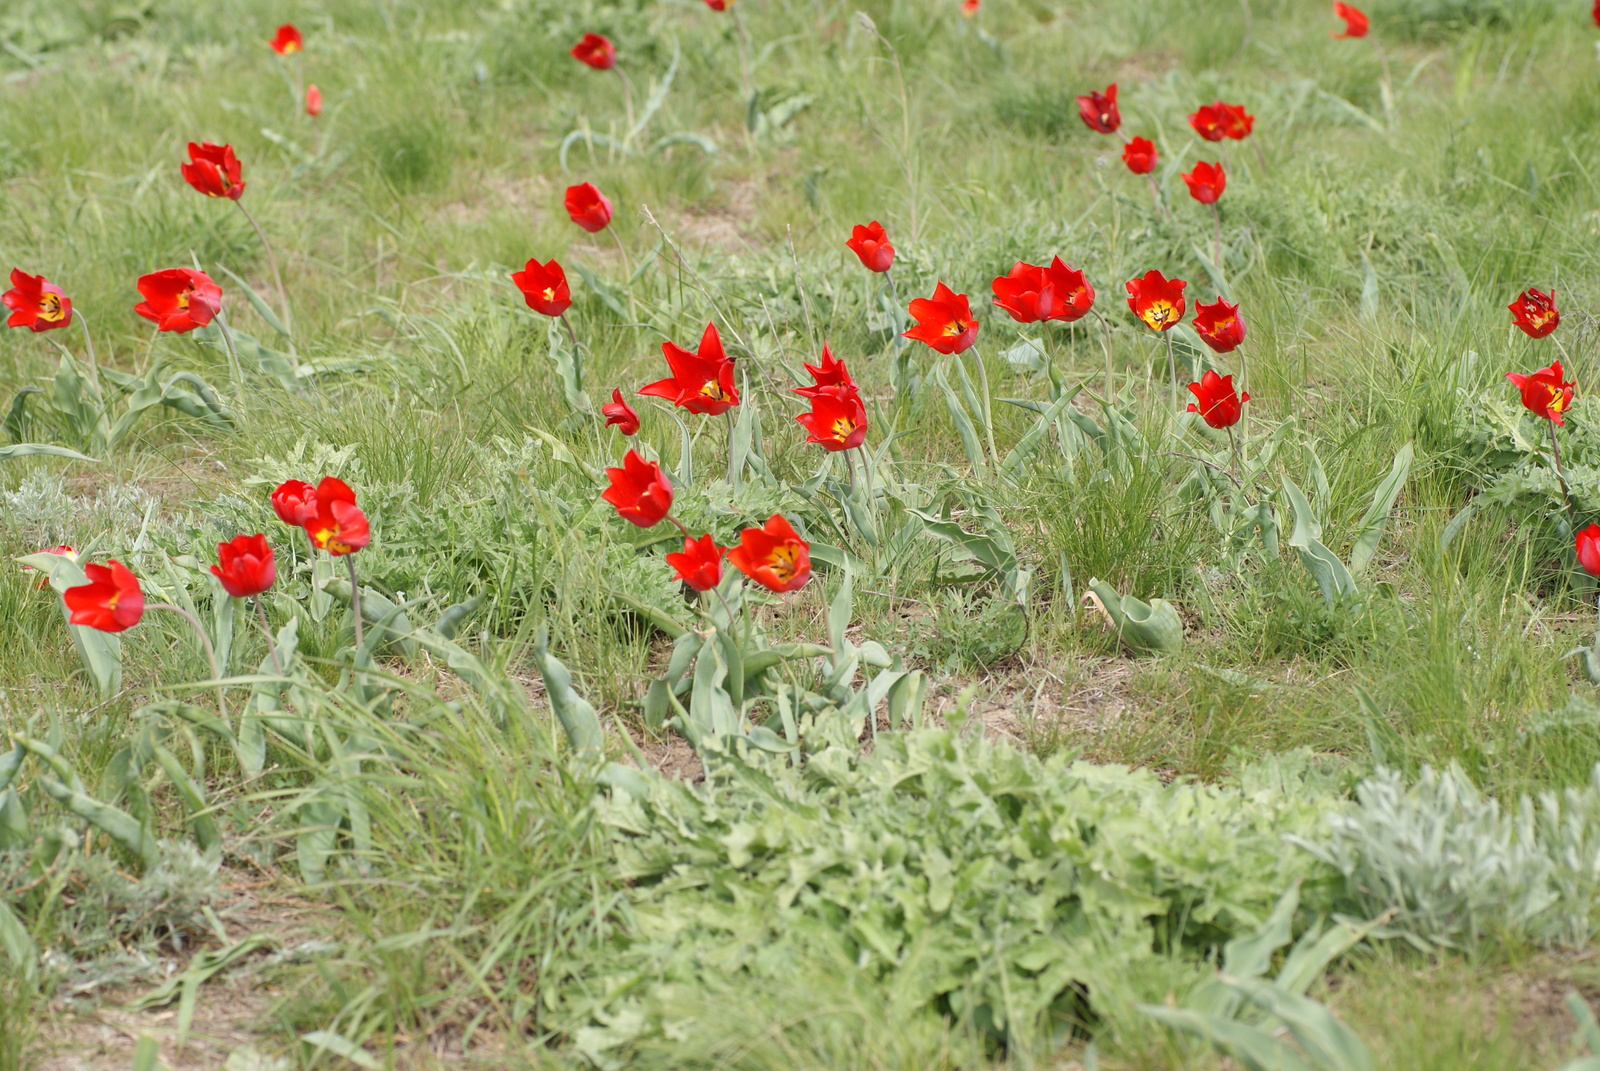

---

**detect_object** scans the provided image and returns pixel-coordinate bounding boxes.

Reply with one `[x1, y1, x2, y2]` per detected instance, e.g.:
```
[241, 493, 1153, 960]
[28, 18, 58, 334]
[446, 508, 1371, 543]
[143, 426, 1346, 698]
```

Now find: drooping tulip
[272, 480, 315, 526]
[211, 534, 277, 598]
[306, 84, 322, 117]
[1192, 297, 1247, 353]
[639, 323, 740, 416]
[1508, 288, 1559, 339]
[601, 449, 673, 528]
[727, 514, 811, 593]
[1506, 361, 1576, 425]
[63, 561, 145, 633]
[571, 33, 617, 70]
[794, 344, 854, 399]
[1186, 371, 1250, 430]
[133, 268, 222, 334]
[510, 258, 573, 318]
[1578, 524, 1600, 577]
[301, 477, 371, 555]
[564, 182, 614, 233]
[270, 24, 303, 55]
[1125, 271, 1187, 332]
[1332, 2, 1368, 37]
[665, 534, 726, 591]
[602, 389, 640, 435]
[795, 385, 868, 452]
[1182, 161, 1226, 204]
[3, 268, 72, 332]
[180, 142, 246, 201]
[1122, 137, 1158, 175]
[846, 221, 895, 273]
[1076, 84, 1120, 135]
[904, 282, 979, 355]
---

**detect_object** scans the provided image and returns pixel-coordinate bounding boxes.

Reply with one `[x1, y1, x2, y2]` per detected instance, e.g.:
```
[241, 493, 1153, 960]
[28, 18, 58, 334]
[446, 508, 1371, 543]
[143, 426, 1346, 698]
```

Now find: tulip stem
[845, 447, 858, 497]
[149, 603, 227, 725]
[666, 514, 693, 538]
[614, 66, 637, 142]
[214, 311, 247, 407]
[234, 199, 297, 369]
[969, 350, 1001, 474]
[1228, 427, 1241, 482]
[255, 597, 284, 676]
[1550, 422, 1578, 522]
[560, 312, 582, 355]
[76, 310, 102, 396]
[1165, 332, 1178, 414]
[346, 555, 364, 651]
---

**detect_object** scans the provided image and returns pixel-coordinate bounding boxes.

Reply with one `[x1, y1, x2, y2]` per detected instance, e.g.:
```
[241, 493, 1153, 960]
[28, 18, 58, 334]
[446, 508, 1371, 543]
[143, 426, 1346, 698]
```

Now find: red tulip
[728, 514, 811, 593]
[3, 268, 72, 332]
[1332, 2, 1368, 37]
[962, 0, 980, 16]
[301, 476, 370, 555]
[704, 0, 732, 9]
[1506, 361, 1576, 425]
[1218, 103, 1255, 140]
[1126, 270, 1187, 332]
[665, 534, 726, 591]
[1594, 0, 1600, 27]
[1509, 288, 1559, 339]
[1122, 136, 1158, 175]
[639, 323, 740, 416]
[271, 479, 315, 525]
[1186, 370, 1249, 430]
[602, 389, 640, 435]
[180, 142, 246, 201]
[306, 84, 322, 117]
[565, 182, 614, 233]
[1189, 104, 1229, 142]
[794, 344, 855, 399]
[270, 24, 303, 55]
[211, 534, 276, 598]
[23, 545, 75, 588]
[63, 560, 144, 633]
[1182, 161, 1226, 204]
[1578, 524, 1600, 576]
[1192, 297, 1246, 353]
[510, 258, 572, 317]
[602, 449, 673, 528]
[134, 268, 222, 334]
[904, 281, 980, 355]
[1076, 84, 1120, 135]
[796, 385, 868, 452]
[846, 221, 895, 273]
[571, 33, 617, 70]
[991, 262, 1055, 325]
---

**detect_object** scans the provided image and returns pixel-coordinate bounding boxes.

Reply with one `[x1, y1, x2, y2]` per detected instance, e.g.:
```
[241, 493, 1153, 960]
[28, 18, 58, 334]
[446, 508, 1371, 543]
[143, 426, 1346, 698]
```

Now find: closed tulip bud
[1186, 370, 1250, 429]
[1122, 137, 1158, 175]
[1182, 160, 1226, 205]
[306, 84, 322, 117]
[564, 182, 613, 233]
[571, 33, 617, 70]
[1192, 297, 1246, 353]
[1578, 524, 1600, 577]
[846, 222, 895, 273]
[211, 534, 277, 598]
[272, 480, 315, 526]
[602, 389, 640, 435]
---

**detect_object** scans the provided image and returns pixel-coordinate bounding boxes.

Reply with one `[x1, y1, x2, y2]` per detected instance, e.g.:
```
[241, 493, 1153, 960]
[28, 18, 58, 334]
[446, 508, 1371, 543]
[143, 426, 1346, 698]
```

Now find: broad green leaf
[0, 899, 38, 984]
[1222, 976, 1377, 1071]
[300, 1031, 381, 1070]
[35, 773, 157, 869]
[933, 361, 987, 474]
[630, 43, 679, 142]
[1001, 385, 1080, 474]
[1139, 1005, 1318, 1071]
[0, 442, 95, 463]
[1348, 443, 1412, 574]
[212, 263, 291, 339]
[534, 630, 605, 758]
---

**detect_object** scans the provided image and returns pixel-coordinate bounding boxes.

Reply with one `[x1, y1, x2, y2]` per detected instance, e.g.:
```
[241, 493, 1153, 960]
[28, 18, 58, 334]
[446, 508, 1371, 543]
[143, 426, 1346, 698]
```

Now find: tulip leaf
[1283, 478, 1358, 603]
[1349, 443, 1413, 575]
[1001, 385, 1080, 474]
[36, 773, 158, 869]
[4, 386, 41, 444]
[150, 743, 220, 852]
[0, 899, 39, 985]
[648, 132, 719, 158]
[1137, 1005, 1320, 1071]
[545, 317, 590, 412]
[932, 361, 988, 475]
[0, 442, 95, 463]
[559, 129, 632, 171]
[569, 261, 628, 319]
[534, 629, 606, 759]
[630, 43, 679, 143]
[212, 264, 292, 339]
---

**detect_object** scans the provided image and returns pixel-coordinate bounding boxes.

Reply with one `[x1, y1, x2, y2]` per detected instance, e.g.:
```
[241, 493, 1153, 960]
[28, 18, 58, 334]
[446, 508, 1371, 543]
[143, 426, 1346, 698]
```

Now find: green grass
[8, 0, 1600, 1066]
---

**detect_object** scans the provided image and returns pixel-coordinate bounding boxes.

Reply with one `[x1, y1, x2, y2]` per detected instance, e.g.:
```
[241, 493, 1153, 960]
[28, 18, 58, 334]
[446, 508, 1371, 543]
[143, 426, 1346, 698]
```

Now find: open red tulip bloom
[134, 268, 222, 333]
[602, 449, 673, 528]
[4, 268, 72, 332]
[1193, 298, 1247, 353]
[1122, 137, 1158, 175]
[1076, 84, 1120, 135]
[1126, 270, 1187, 331]
[640, 323, 740, 416]
[572, 33, 617, 70]
[565, 182, 614, 233]
[511, 258, 572, 317]
[1509, 288, 1559, 339]
[1187, 370, 1250, 430]
[728, 514, 811, 593]
[992, 259, 1094, 325]
[306, 84, 323, 117]
[1332, 2, 1368, 37]
[666, 534, 726, 592]
[1579, 524, 1600, 577]
[302, 477, 371, 555]
[962, 0, 980, 15]
[181, 142, 246, 201]
[794, 345, 854, 399]
[796, 385, 868, 452]
[212, 534, 277, 598]
[704, 0, 733, 9]
[905, 282, 979, 355]
[270, 24, 303, 55]
[1507, 361, 1576, 425]
[1594, 0, 1600, 28]
[272, 479, 314, 525]
[846, 221, 895, 273]
[603, 389, 640, 435]
[64, 560, 145, 633]
[1182, 161, 1227, 204]
[1190, 102, 1254, 142]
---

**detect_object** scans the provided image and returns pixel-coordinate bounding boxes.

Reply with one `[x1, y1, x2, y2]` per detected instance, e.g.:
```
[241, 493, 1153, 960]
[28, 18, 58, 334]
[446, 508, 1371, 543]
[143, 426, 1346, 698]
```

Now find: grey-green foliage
[1294, 763, 1600, 949]
[570, 737, 1344, 1063]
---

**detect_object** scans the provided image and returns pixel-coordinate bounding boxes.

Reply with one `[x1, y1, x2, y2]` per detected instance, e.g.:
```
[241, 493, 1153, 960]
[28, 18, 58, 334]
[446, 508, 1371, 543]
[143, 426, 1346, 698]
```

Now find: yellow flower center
[37, 293, 65, 323]
[1549, 387, 1568, 413]
[1143, 301, 1177, 328]
[941, 320, 964, 337]
[767, 544, 799, 581]
[829, 416, 857, 442]
[699, 381, 726, 400]
[175, 288, 191, 310]
[542, 287, 555, 302]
